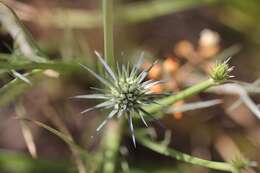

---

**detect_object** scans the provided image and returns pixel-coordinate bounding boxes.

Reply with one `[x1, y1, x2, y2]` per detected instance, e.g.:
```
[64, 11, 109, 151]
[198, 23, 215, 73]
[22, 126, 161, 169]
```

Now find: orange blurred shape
[141, 61, 150, 69]
[163, 57, 179, 74]
[165, 79, 178, 91]
[174, 40, 195, 58]
[148, 63, 162, 79]
[215, 134, 242, 161]
[150, 84, 163, 94]
[198, 45, 220, 59]
[43, 69, 60, 78]
[172, 101, 184, 120]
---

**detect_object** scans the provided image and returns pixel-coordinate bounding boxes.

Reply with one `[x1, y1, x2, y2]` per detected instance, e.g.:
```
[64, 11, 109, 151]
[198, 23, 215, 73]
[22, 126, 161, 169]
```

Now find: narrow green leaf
[19, 118, 90, 160]
[11, 70, 31, 85]
[15, 100, 37, 158]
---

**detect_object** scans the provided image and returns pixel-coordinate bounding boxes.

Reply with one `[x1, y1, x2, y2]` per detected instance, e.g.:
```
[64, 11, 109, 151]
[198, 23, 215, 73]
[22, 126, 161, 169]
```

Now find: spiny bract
[209, 57, 234, 83]
[74, 51, 164, 147]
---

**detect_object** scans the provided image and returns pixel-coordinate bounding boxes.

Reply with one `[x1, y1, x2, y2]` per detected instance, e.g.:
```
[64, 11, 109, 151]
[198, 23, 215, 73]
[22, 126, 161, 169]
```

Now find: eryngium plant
[209, 57, 234, 83]
[74, 52, 164, 146]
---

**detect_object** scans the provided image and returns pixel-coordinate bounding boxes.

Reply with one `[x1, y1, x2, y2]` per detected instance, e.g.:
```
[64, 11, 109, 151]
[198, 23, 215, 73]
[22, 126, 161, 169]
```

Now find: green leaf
[19, 118, 91, 162]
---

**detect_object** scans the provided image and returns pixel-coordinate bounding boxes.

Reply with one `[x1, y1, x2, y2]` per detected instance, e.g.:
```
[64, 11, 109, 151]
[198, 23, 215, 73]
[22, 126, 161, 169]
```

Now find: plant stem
[103, 0, 115, 69]
[102, 119, 124, 173]
[136, 133, 237, 173]
[0, 59, 84, 73]
[145, 79, 216, 114]
[101, 1, 121, 173]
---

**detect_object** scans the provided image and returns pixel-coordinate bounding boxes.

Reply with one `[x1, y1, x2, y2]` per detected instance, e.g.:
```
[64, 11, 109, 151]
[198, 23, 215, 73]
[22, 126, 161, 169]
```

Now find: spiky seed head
[74, 52, 165, 147]
[231, 156, 253, 172]
[209, 57, 234, 83]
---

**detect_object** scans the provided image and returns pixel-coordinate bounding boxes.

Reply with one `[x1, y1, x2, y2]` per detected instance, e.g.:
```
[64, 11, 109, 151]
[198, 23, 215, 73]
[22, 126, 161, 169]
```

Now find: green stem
[102, 119, 124, 173]
[136, 133, 237, 173]
[0, 59, 83, 73]
[103, 0, 115, 69]
[101, 1, 121, 173]
[145, 79, 216, 114]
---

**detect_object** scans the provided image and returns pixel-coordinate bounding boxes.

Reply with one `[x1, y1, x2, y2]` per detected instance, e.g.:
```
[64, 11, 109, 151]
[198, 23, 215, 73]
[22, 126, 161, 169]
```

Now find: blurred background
[0, 0, 260, 173]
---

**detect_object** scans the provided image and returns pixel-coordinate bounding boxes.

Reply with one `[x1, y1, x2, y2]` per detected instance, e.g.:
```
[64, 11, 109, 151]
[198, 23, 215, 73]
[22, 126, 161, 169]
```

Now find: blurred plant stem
[15, 99, 37, 159]
[102, 119, 124, 173]
[21, 118, 95, 171]
[103, 0, 115, 70]
[136, 131, 239, 173]
[0, 55, 83, 73]
[41, 104, 87, 173]
[100, 1, 122, 173]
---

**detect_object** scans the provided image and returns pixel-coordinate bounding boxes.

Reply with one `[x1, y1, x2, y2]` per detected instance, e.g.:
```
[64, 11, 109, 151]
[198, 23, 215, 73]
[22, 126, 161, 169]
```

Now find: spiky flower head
[231, 156, 255, 172]
[74, 51, 164, 147]
[209, 57, 234, 83]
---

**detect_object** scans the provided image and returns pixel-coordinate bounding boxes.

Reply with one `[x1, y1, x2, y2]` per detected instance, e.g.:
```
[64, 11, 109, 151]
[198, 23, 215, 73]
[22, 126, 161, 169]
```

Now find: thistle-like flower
[209, 57, 234, 83]
[74, 52, 164, 147]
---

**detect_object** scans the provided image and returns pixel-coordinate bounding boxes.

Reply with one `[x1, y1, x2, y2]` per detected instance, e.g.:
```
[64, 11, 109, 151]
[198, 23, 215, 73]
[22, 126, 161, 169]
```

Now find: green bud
[209, 57, 234, 83]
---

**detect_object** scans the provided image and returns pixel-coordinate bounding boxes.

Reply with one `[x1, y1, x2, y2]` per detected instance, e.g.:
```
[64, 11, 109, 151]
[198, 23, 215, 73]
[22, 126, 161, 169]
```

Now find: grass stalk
[103, 0, 115, 69]
[100, 1, 122, 173]
[15, 100, 37, 159]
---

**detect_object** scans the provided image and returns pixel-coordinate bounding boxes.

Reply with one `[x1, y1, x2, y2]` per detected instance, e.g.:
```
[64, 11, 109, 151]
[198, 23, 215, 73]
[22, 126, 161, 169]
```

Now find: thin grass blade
[15, 101, 37, 158]
[11, 70, 32, 85]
